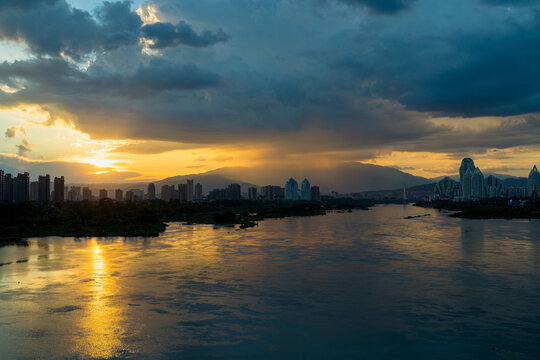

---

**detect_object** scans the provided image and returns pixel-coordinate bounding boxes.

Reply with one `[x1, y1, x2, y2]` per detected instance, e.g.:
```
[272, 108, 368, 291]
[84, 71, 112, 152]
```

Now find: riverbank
[0, 198, 373, 244]
[415, 200, 540, 219]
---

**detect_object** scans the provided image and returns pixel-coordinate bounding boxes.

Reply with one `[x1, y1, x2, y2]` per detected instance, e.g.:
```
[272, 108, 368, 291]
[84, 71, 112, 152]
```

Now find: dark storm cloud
[141, 21, 230, 49]
[331, 0, 417, 14]
[0, 1, 102, 60]
[1, 0, 540, 157]
[0, 0, 59, 10]
[333, 6, 540, 118]
[480, 0, 539, 5]
[0, 57, 221, 102]
[0, 0, 229, 59]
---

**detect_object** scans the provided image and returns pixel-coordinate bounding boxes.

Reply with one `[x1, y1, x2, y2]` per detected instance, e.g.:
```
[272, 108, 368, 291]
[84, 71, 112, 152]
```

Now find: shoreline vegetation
[415, 199, 540, 219]
[0, 198, 373, 245]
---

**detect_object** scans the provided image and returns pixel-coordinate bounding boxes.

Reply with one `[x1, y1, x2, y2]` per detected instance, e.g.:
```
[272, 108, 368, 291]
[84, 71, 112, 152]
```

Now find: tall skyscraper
[67, 186, 81, 201]
[228, 184, 241, 200]
[125, 190, 134, 201]
[285, 178, 298, 200]
[161, 185, 172, 201]
[459, 158, 476, 198]
[471, 167, 485, 200]
[0, 170, 4, 201]
[99, 189, 108, 200]
[14, 172, 30, 203]
[248, 187, 257, 200]
[53, 177, 64, 203]
[3, 173, 13, 202]
[147, 183, 156, 200]
[310, 186, 320, 201]
[462, 168, 473, 200]
[186, 179, 194, 202]
[82, 187, 92, 201]
[131, 189, 144, 201]
[486, 175, 505, 198]
[434, 177, 459, 200]
[30, 181, 39, 202]
[263, 185, 274, 200]
[177, 184, 187, 202]
[38, 174, 51, 204]
[194, 183, 203, 200]
[528, 165, 540, 197]
[301, 178, 311, 201]
[115, 189, 123, 202]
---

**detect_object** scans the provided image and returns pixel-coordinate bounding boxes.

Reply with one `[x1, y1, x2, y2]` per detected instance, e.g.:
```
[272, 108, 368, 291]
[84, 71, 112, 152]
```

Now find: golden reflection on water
[75, 239, 126, 359]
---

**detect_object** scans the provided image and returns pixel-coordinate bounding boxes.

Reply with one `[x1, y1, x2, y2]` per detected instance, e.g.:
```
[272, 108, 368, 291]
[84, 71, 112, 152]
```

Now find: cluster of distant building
[0, 171, 65, 204]
[0, 169, 322, 204]
[285, 178, 320, 201]
[432, 158, 540, 201]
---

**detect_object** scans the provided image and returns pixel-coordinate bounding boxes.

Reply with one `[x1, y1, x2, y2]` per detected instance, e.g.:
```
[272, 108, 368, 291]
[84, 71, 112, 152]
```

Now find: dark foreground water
[1, 204, 539, 359]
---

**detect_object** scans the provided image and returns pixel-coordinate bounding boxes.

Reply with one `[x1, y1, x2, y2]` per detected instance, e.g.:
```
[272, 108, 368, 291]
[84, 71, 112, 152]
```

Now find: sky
[0, 0, 539, 182]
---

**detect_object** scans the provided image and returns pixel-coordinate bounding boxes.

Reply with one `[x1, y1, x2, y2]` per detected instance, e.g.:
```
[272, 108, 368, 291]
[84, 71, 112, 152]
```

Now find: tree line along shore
[415, 199, 540, 219]
[0, 198, 373, 245]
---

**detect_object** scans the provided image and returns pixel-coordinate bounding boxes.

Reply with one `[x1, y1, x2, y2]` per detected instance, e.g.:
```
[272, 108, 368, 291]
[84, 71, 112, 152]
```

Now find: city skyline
[1, 0, 540, 181]
[1, 166, 333, 202]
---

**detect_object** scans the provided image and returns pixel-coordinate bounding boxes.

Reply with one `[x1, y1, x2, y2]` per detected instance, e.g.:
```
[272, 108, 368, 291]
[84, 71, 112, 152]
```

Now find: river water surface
[1, 204, 539, 359]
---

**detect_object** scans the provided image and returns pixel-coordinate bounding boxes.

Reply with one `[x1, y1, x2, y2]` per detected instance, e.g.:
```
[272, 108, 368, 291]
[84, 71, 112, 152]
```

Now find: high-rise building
[310, 186, 320, 201]
[486, 175, 505, 198]
[528, 165, 540, 197]
[507, 186, 528, 198]
[186, 179, 194, 202]
[434, 177, 459, 200]
[262, 185, 274, 200]
[228, 184, 241, 200]
[194, 183, 203, 200]
[99, 189, 108, 200]
[248, 187, 257, 200]
[14, 172, 30, 203]
[115, 189, 123, 202]
[178, 184, 188, 202]
[459, 158, 476, 198]
[285, 178, 298, 200]
[471, 167, 486, 200]
[82, 187, 92, 201]
[30, 181, 39, 202]
[0, 170, 4, 201]
[147, 183, 156, 200]
[131, 189, 144, 201]
[301, 178, 311, 201]
[53, 177, 64, 203]
[67, 186, 81, 201]
[3, 173, 13, 202]
[161, 185, 172, 201]
[125, 190, 134, 201]
[38, 174, 51, 204]
[52, 177, 64, 203]
[462, 167, 473, 200]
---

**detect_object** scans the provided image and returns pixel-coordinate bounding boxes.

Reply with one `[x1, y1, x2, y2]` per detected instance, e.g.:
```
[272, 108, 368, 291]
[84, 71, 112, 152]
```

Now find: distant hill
[431, 173, 526, 182]
[79, 162, 431, 194]
[155, 173, 258, 195]
[355, 183, 436, 200]
[502, 177, 527, 188]
[206, 162, 430, 193]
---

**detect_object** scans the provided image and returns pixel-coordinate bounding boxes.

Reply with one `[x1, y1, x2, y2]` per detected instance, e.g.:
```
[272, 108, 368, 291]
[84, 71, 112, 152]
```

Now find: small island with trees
[415, 199, 540, 220]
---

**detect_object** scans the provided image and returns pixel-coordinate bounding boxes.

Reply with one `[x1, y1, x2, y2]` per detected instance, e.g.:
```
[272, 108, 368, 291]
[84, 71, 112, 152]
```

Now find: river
[1, 204, 539, 359]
